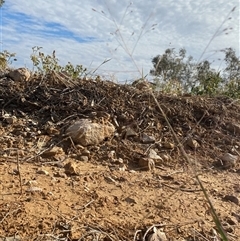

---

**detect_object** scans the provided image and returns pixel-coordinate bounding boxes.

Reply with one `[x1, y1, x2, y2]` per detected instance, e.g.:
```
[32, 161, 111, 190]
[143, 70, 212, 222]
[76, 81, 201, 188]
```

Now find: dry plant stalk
[16, 150, 23, 195]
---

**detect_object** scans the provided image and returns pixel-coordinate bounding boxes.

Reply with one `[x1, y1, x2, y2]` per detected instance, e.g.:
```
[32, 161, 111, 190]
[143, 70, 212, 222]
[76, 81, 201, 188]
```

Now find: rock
[141, 133, 155, 144]
[108, 150, 116, 159]
[119, 163, 127, 171]
[148, 149, 162, 160]
[8, 68, 31, 82]
[124, 127, 137, 138]
[76, 155, 89, 162]
[81, 149, 90, 157]
[26, 186, 43, 193]
[124, 196, 137, 204]
[186, 138, 200, 149]
[65, 119, 115, 146]
[41, 146, 65, 158]
[220, 153, 238, 168]
[64, 161, 79, 175]
[147, 227, 168, 241]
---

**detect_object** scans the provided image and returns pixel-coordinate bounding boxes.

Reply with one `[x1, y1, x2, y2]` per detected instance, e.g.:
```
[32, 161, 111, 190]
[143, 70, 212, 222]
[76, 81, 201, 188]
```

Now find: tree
[150, 48, 188, 81]
[150, 48, 197, 91]
[221, 48, 240, 98]
[150, 47, 240, 97]
[150, 48, 223, 95]
[223, 47, 240, 81]
[0, 1, 5, 7]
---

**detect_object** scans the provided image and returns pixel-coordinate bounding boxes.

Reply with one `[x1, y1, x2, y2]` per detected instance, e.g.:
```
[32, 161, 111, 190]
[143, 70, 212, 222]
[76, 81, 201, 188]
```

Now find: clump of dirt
[0, 73, 239, 241]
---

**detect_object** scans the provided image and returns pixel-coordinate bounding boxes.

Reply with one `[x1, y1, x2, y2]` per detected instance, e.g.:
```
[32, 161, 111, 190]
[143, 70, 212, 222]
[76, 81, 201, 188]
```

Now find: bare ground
[0, 74, 240, 240]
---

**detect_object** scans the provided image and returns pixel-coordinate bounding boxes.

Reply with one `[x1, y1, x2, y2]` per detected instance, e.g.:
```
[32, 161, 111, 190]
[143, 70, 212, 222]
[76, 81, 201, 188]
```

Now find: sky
[1, 0, 239, 82]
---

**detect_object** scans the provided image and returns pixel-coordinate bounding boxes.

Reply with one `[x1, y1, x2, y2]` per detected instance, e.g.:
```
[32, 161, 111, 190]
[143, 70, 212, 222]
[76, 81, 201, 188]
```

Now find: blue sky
[1, 0, 239, 82]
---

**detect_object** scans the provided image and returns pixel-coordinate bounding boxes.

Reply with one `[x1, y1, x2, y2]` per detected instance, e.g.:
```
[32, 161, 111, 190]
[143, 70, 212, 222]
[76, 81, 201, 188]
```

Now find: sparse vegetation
[0, 0, 4, 8]
[0, 50, 16, 71]
[30, 46, 87, 79]
[150, 47, 240, 97]
[1, 45, 238, 99]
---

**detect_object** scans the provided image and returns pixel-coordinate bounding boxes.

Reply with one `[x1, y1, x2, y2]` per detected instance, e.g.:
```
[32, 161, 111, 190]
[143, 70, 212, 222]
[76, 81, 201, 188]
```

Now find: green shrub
[30, 46, 87, 79]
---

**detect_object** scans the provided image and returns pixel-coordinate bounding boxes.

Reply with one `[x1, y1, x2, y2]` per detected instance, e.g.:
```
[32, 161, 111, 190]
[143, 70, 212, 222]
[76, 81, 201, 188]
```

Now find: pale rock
[221, 153, 238, 168]
[108, 150, 116, 159]
[148, 149, 162, 160]
[117, 157, 124, 164]
[26, 186, 43, 193]
[81, 149, 90, 157]
[148, 227, 168, 241]
[124, 127, 137, 138]
[119, 163, 127, 171]
[76, 155, 89, 162]
[8, 68, 31, 82]
[65, 119, 115, 146]
[141, 133, 155, 144]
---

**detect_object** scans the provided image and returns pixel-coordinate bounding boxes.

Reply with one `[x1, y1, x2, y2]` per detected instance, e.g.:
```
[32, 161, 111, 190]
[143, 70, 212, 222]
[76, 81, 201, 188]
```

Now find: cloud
[2, 0, 239, 81]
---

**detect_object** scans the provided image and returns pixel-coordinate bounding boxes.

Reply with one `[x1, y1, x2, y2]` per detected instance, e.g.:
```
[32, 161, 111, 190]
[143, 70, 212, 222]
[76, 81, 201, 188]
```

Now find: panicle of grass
[92, 2, 157, 78]
[197, 6, 236, 63]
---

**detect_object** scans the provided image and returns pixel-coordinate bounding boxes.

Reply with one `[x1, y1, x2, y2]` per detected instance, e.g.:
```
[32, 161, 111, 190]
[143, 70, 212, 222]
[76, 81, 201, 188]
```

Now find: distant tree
[222, 48, 240, 97]
[150, 48, 195, 91]
[223, 47, 240, 81]
[0, 0, 4, 7]
[191, 60, 222, 95]
[150, 48, 185, 81]
[150, 47, 239, 97]
[150, 48, 224, 95]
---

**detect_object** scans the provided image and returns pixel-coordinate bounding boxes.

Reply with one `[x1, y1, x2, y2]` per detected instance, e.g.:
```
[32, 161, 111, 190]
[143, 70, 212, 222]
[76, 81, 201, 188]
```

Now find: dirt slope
[0, 74, 240, 240]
